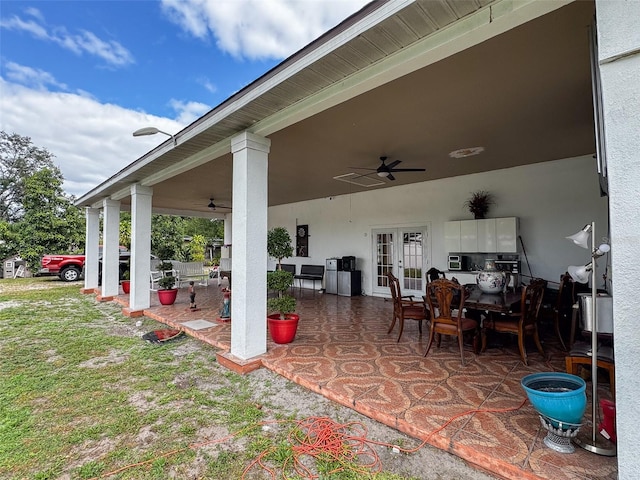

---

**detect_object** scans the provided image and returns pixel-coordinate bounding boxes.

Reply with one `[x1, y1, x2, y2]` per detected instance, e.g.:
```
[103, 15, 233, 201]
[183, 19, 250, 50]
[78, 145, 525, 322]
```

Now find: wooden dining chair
[424, 278, 479, 366]
[386, 272, 428, 342]
[482, 278, 547, 365]
[553, 273, 575, 350]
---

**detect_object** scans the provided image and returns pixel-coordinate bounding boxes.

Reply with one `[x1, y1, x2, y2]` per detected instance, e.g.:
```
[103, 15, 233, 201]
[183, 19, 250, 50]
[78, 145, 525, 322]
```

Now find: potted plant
[157, 273, 178, 305]
[464, 190, 494, 219]
[266, 227, 298, 343]
[120, 269, 131, 294]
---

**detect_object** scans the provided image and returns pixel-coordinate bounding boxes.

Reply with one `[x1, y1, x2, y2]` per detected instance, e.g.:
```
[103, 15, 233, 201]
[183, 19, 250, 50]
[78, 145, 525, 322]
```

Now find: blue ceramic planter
[521, 372, 587, 426]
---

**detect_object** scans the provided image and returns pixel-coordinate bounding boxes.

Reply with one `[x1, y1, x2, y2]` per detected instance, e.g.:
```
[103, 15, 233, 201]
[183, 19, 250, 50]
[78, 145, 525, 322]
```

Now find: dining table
[462, 284, 522, 314]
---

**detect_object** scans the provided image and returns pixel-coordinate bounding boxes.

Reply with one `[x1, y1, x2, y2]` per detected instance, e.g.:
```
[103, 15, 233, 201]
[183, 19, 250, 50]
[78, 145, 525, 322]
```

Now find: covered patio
[76, 0, 639, 476]
[112, 283, 617, 480]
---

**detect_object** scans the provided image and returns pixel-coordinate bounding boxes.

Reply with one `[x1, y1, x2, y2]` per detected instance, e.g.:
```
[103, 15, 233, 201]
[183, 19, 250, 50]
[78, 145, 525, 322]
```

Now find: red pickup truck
[40, 247, 129, 282]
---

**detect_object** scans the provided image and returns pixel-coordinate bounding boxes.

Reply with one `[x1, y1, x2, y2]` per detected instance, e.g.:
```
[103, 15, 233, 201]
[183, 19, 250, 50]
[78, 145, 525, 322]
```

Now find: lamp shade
[566, 225, 592, 249]
[568, 264, 592, 284]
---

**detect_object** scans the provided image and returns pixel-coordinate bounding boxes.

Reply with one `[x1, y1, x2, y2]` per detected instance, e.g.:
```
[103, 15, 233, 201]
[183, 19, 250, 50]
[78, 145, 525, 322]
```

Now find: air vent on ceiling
[333, 173, 385, 187]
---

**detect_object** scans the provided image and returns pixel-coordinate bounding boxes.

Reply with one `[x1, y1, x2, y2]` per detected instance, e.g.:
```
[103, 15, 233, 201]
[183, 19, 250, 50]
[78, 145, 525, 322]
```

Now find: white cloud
[168, 99, 212, 125]
[0, 11, 134, 67]
[4, 62, 68, 91]
[0, 78, 182, 197]
[160, 0, 370, 61]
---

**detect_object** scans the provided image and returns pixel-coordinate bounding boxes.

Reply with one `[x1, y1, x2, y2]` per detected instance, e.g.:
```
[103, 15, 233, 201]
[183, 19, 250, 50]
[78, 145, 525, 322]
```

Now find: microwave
[448, 255, 468, 271]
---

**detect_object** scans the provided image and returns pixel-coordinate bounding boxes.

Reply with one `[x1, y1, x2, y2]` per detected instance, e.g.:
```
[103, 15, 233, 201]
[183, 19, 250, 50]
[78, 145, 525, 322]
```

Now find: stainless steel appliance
[578, 293, 613, 334]
[325, 258, 339, 295]
[447, 255, 469, 271]
[338, 270, 361, 296]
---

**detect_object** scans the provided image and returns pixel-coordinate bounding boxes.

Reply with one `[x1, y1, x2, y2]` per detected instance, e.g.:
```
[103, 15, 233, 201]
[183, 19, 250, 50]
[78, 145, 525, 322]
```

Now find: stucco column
[130, 184, 153, 311]
[596, 0, 640, 473]
[101, 199, 121, 298]
[230, 132, 270, 359]
[83, 207, 100, 290]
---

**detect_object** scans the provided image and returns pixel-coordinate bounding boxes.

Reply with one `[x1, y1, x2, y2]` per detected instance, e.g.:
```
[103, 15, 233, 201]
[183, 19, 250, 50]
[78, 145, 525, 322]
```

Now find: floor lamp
[566, 222, 616, 456]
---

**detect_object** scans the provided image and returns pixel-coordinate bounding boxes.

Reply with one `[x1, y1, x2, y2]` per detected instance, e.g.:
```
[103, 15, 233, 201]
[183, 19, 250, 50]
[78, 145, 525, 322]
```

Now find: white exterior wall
[597, 1, 640, 477]
[268, 155, 608, 295]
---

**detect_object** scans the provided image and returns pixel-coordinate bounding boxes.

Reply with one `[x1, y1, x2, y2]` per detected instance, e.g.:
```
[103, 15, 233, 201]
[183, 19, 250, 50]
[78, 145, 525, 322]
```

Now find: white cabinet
[476, 219, 496, 252]
[460, 220, 477, 252]
[444, 221, 461, 252]
[496, 217, 518, 252]
[444, 217, 518, 253]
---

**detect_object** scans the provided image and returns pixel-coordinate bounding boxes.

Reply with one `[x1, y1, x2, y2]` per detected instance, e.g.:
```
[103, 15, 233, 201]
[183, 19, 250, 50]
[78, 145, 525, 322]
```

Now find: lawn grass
[0, 277, 418, 479]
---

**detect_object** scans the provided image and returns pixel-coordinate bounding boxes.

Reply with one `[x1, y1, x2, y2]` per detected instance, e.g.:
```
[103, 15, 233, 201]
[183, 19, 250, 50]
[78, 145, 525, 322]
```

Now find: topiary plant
[266, 227, 296, 318]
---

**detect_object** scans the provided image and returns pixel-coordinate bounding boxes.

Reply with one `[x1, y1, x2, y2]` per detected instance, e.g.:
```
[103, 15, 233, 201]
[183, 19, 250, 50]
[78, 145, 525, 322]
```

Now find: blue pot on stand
[521, 372, 587, 453]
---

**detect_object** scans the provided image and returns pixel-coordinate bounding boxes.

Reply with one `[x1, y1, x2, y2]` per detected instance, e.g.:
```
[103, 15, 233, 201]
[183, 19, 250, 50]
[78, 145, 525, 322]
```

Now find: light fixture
[132, 126, 176, 146]
[567, 263, 592, 284]
[566, 221, 615, 456]
[377, 171, 390, 178]
[208, 199, 216, 211]
[566, 224, 592, 249]
[448, 146, 485, 158]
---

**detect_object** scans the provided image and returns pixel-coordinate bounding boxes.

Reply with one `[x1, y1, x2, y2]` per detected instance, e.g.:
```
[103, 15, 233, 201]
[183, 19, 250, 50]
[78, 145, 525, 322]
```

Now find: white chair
[150, 271, 163, 291]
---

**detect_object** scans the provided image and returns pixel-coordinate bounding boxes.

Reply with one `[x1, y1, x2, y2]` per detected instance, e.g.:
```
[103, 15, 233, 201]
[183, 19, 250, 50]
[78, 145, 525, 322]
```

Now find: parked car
[40, 246, 129, 282]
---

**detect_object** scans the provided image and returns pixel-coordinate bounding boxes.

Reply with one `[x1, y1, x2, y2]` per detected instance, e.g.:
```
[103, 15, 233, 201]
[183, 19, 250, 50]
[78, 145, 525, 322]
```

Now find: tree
[183, 217, 224, 244]
[119, 212, 131, 250]
[12, 168, 85, 270]
[151, 215, 185, 261]
[187, 234, 206, 262]
[1, 131, 57, 222]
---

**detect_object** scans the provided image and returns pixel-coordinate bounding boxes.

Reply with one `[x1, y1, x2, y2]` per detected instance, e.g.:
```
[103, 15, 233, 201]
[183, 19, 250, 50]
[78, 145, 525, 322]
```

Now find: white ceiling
[77, 0, 596, 216]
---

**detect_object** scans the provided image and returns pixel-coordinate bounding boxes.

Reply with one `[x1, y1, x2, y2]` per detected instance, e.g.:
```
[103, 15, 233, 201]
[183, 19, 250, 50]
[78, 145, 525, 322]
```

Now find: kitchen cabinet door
[460, 220, 477, 252]
[444, 221, 461, 252]
[496, 217, 519, 252]
[477, 219, 497, 252]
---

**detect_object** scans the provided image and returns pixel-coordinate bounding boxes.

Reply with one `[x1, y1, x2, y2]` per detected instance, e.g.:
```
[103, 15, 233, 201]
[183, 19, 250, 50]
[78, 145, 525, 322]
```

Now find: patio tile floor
[113, 282, 618, 480]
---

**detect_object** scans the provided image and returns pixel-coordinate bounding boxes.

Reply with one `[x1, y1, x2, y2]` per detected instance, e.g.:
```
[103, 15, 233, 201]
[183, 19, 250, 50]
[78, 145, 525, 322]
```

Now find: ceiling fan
[207, 198, 231, 211]
[353, 156, 426, 181]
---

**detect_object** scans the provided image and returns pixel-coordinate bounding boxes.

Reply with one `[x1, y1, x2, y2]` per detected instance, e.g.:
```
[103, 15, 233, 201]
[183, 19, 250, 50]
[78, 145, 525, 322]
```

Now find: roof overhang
[76, 0, 595, 215]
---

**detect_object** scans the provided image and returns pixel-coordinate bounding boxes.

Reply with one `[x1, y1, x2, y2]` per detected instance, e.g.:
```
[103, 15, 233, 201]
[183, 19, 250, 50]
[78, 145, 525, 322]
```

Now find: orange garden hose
[90, 397, 528, 480]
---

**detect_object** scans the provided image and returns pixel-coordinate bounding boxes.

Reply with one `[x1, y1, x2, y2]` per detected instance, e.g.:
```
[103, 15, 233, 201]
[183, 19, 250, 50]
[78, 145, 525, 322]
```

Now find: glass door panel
[372, 227, 429, 297]
[373, 230, 394, 296]
[400, 230, 424, 296]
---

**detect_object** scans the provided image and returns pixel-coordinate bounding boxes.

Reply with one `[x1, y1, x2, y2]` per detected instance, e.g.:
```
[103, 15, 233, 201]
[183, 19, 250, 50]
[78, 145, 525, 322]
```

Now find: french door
[372, 226, 430, 298]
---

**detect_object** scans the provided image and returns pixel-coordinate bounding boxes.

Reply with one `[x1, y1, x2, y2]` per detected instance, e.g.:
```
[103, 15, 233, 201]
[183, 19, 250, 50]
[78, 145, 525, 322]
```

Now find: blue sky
[0, 0, 369, 196]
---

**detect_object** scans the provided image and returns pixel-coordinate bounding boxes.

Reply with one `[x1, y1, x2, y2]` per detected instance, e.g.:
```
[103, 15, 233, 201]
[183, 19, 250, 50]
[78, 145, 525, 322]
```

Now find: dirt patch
[0, 300, 22, 310]
[78, 350, 129, 368]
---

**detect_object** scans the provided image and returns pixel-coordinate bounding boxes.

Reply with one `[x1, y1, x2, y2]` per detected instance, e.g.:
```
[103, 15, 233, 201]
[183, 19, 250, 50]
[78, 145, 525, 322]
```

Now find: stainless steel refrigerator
[325, 258, 338, 294]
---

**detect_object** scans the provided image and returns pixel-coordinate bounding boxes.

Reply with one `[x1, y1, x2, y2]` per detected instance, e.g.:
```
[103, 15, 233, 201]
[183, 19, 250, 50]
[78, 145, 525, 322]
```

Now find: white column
[224, 214, 232, 245]
[83, 208, 100, 290]
[596, 0, 640, 474]
[130, 185, 153, 311]
[230, 132, 270, 359]
[101, 199, 121, 298]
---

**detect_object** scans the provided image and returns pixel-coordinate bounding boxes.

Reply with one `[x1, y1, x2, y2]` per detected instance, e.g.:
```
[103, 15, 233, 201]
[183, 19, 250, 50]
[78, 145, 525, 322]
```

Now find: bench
[174, 261, 208, 287]
[294, 265, 324, 291]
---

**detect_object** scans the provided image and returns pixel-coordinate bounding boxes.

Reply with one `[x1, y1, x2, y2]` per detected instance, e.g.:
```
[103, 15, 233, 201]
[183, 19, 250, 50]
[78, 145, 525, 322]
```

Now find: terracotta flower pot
[121, 280, 131, 294]
[158, 288, 178, 305]
[267, 313, 300, 344]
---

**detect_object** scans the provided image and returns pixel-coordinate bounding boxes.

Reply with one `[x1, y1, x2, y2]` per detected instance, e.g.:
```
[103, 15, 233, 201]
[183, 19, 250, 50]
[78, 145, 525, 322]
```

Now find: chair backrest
[556, 272, 575, 311]
[521, 279, 547, 326]
[425, 278, 466, 324]
[280, 264, 296, 275]
[386, 272, 401, 306]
